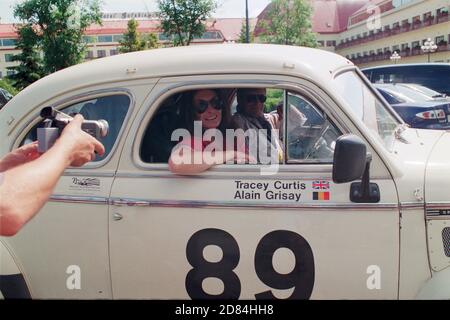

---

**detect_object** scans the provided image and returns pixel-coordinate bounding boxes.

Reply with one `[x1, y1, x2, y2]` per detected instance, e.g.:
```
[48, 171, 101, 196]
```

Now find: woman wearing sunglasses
[169, 89, 251, 174]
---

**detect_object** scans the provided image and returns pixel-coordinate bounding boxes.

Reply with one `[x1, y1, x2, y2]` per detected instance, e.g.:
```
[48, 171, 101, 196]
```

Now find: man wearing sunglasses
[231, 88, 283, 163]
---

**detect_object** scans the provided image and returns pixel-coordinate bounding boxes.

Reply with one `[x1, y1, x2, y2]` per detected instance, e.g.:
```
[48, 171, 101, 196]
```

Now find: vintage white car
[0, 44, 449, 299]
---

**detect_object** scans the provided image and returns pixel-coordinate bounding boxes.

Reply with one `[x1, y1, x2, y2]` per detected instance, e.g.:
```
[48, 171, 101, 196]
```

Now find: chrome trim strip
[400, 202, 425, 210]
[109, 197, 398, 210]
[49, 194, 398, 210]
[114, 172, 389, 181]
[50, 195, 108, 204]
[426, 216, 450, 221]
[426, 202, 450, 209]
[63, 171, 116, 178]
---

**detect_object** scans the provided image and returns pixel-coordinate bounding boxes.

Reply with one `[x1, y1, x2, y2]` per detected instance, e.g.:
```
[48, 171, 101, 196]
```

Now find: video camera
[37, 106, 109, 153]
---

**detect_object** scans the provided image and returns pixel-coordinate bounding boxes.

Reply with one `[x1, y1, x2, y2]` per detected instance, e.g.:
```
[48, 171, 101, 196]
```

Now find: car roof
[362, 63, 450, 70]
[4, 44, 353, 118]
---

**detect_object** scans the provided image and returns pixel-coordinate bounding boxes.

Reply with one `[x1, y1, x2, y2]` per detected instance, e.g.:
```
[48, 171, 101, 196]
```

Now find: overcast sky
[0, 0, 271, 23]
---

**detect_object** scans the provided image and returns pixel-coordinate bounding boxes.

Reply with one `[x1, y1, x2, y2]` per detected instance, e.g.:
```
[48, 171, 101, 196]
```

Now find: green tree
[14, 0, 102, 74]
[0, 78, 18, 96]
[118, 19, 148, 53]
[237, 21, 254, 43]
[158, 0, 217, 46]
[147, 32, 160, 49]
[260, 0, 317, 47]
[7, 25, 43, 91]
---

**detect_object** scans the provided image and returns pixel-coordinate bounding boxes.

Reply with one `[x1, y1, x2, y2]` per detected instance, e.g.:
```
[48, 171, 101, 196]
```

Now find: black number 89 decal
[185, 228, 315, 300]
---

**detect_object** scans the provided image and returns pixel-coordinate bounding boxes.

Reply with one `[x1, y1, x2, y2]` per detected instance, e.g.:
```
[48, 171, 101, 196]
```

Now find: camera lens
[98, 120, 109, 137]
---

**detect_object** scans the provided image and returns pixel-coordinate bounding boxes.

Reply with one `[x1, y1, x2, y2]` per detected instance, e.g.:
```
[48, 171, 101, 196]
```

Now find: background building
[255, 0, 450, 67]
[0, 13, 256, 79]
[334, 0, 450, 67]
[2, 0, 450, 79]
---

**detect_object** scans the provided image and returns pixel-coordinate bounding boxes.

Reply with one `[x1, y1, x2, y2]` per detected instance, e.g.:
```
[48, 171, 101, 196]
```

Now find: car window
[377, 88, 403, 104]
[285, 92, 341, 163]
[21, 94, 130, 162]
[334, 71, 399, 151]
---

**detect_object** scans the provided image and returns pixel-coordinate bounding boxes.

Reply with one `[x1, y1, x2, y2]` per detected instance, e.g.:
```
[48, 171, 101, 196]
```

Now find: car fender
[0, 240, 31, 299]
[416, 267, 450, 299]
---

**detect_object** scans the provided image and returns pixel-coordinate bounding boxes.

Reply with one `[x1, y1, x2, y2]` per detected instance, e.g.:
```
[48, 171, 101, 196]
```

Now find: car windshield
[333, 70, 400, 151]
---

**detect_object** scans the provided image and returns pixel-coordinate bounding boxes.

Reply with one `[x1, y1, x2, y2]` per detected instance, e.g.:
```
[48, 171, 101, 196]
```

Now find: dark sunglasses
[194, 97, 223, 114]
[246, 94, 267, 104]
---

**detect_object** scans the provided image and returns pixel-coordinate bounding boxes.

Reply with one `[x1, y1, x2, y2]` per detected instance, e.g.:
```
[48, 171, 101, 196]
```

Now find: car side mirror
[332, 134, 366, 183]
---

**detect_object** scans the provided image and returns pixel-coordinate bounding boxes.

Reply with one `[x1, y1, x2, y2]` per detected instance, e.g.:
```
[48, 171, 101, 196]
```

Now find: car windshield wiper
[432, 94, 445, 98]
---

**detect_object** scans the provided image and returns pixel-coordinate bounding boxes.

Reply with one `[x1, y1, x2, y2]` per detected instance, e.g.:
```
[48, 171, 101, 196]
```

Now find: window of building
[423, 12, 432, 20]
[197, 31, 223, 40]
[369, 50, 375, 55]
[383, 47, 390, 53]
[1, 39, 17, 47]
[402, 19, 410, 26]
[97, 50, 106, 58]
[85, 50, 94, 59]
[317, 41, 324, 47]
[401, 43, 409, 50]
[392, 45, 399, 53]
[5, 54, 14, 62]
[6, 70, 15, 76]
[110, 49, 118, 56]
[113, 35, 124, 42]
[82, 36, 96, 43]
[97, 35, 113, 43]
[326, 40, 336, 47]
[0, 71, 2, 78]
[159, 33, 173, 41]
[412, 41, 420, 48]
[377, 49, 383, 54]
[413, 15, 421, 23]
[437, 7, 449, 16]
[435, 36, 445, 45]
[393, 22, 400, 28]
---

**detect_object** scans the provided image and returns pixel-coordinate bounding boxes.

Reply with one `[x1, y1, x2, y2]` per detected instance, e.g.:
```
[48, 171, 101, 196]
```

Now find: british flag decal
[312, 180, 330, 190]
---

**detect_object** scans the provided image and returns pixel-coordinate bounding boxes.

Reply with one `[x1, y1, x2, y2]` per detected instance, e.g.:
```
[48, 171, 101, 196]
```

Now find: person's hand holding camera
[55, 114, 105, 167]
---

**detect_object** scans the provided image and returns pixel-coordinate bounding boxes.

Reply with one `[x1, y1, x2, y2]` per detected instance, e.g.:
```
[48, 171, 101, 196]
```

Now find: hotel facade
[1, 0, 449, 79]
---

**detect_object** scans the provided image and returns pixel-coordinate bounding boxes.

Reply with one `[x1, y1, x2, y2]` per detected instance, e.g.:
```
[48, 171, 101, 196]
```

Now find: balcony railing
[350, 44, 450, 65]
[339, 14, 449, 50]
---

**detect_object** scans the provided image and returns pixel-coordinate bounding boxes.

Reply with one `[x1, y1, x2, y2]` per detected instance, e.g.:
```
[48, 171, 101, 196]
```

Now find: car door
[109, 74, 400, 299]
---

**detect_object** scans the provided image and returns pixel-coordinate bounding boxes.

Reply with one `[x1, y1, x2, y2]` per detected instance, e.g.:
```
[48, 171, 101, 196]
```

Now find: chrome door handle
[110, 198, 151, 207]
[113, 213, 123, 221]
